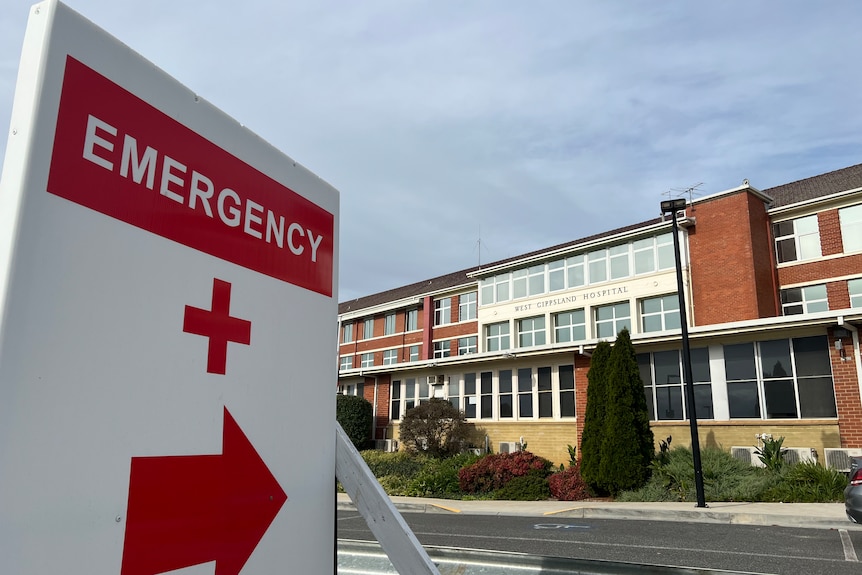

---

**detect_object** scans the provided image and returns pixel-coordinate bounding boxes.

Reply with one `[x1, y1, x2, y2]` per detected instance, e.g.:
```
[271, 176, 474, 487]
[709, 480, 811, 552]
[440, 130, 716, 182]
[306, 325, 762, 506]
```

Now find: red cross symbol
[183, 278, 251, 375]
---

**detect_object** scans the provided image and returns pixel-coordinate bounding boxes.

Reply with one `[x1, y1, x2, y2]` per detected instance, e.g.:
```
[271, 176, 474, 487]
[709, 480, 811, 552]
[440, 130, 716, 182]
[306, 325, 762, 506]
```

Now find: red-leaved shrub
[548, 463, 590, 501]
[458, 451, 552, 494]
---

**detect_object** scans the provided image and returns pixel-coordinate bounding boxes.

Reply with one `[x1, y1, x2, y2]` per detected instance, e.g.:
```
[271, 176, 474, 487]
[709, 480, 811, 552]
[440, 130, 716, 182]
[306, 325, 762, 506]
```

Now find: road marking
[533, 523, 591, 530]
[543, 507, 584, 516]
[430, 504, 462, 514]
[839, 529, 858, 561]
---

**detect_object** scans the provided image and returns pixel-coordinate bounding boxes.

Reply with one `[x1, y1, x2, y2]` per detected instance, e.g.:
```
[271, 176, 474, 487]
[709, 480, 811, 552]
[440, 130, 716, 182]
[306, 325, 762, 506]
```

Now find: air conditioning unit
[427, 374, 444, 385]
[824, 448, 862, 472]
[375, 439, 398, 452]
[731, 446, 764, 467]
[782, 447, 817, 465]
[499, 442, 520, 454]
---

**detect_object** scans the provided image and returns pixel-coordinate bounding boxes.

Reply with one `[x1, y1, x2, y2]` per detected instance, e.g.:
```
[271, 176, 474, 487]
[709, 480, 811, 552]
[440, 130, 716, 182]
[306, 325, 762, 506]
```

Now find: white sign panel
[0, 2, 338, 574]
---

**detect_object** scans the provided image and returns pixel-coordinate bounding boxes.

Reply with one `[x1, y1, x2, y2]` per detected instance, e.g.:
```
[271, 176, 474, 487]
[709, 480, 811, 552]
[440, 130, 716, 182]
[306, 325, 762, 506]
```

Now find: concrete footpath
[337, 492, 861, 530]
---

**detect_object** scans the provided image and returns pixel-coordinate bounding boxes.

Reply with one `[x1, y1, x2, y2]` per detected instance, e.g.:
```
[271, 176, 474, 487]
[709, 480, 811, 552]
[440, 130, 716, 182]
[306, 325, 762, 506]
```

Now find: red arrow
[121, 408, 287, 575]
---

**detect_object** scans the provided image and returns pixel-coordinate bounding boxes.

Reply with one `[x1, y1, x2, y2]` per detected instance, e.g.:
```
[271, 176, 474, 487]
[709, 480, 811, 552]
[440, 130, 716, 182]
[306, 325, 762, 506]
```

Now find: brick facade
[688, 190, 779, 325]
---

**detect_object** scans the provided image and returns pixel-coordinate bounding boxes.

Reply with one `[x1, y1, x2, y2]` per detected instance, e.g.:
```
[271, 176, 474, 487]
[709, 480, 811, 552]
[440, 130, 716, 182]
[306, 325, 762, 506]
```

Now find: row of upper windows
[483, 294, 680, 352]
[773, 203, 862, 263]
[341, 293, 478, 343]
[780, 278, 862, 315]
[340, 294, 677, 370]
[479, 232, 675, 305]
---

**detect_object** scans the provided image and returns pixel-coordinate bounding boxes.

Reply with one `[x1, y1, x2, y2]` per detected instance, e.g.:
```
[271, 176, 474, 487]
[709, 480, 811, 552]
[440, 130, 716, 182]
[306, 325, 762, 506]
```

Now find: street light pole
[660, 198, 706, 508]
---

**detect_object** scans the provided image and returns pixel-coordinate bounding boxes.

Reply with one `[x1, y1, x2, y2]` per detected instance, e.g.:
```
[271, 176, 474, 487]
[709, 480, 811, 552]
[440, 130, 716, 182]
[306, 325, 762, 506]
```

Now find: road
[337, 510, 861, 575]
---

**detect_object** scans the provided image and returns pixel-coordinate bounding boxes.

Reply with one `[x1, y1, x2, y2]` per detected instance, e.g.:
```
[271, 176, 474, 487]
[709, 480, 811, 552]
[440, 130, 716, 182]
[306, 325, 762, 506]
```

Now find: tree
[579, 340, 611, 493]
[598, 328, 654, 494]
[336, 394, 373, 450]
[399, 398, 474, 458]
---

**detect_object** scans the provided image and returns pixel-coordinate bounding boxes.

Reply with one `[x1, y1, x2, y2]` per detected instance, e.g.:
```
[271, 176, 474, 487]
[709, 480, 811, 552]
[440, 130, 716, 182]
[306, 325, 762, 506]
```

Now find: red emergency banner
[48, 56, 334, 297]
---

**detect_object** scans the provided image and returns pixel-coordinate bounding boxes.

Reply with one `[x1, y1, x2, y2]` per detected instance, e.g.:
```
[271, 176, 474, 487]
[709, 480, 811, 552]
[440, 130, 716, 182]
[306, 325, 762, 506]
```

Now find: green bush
[492, 470, 551, 501]
[759, 461, 848, 502]
[399, 398, 476, 458]
[598, 329, 654, 495]
[336, 394, 373, 450]
[620, 445, 848, 503]
[754, 436, 786, 472]
[377, 474, 411, 496]
[361, 450, 427, 479]
[405, 452, 482, 498]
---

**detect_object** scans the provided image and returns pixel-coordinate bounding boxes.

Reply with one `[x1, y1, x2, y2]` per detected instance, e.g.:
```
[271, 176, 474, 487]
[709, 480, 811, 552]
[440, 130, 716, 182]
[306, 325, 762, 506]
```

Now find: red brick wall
[688, 191, 778, 325]
[827, 280, 852, 311]
[829, 329, 862, 448]
[819, 209, 844, 256]
[777, 254, 862, 286]
[371, 375, 390, 441]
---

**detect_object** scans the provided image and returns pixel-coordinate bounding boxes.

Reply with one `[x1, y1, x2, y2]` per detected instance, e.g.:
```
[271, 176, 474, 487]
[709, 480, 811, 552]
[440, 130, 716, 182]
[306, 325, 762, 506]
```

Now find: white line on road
[839, 529, 858, 562]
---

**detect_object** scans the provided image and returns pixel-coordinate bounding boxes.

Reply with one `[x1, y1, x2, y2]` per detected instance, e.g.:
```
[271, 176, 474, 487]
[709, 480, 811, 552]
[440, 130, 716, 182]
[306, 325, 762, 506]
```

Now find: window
[723, 337, 836, 419]
[513, 266, 544, 299]
[384, 313, 396, 335]
[363, 318, 374, 339]
[595, 302, 631, 339]
[609, 244, 629, 280]
[518, 368, 533, 418]
[633, 237, 656, 275]
[458, 336, 477, 355]
[588, 249, 607, 284]
[559, 365, 575, 417]
[382, 349, 398, 365]
[390, 380, 401, 420]
[850, 278, 862, 308]
[485, 321, 510, 352]
[499, 370, 513, 418]
[640, 295, 681, 332]
[657, 233, 675, 270]
[480, 371, 493, 418]
[840, 204, 862, 253]
[566, 255, 585, 288]
[480, 273, 510, 305]
[406, 309, 418, 331]
[339, 355, 352, 370]
[403, 378, 418, 411]
[360, 352, 374, 368]
[342, 323, 353, 343]
[639, 348, 712, 421]
[459, 292, 477, 321]
[724, 343, 760, 418]
[409, 345, 420, 362]
[434, 298, 451, 326]
[773, 215, 821, 263]
[537, 367, 553, 418]
[548, 260, 565, 291]
[518, 316, 546, 347]
[444, 377, 459, 410]
[433, 340, 451, 359]
[780, 284, 828, 315]
[555, 309, 586, 343]
[464, 373, 477, 418]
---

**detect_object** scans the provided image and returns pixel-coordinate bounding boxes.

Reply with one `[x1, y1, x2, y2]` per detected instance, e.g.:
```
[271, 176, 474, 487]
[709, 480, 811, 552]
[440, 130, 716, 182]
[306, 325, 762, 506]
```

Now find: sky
[1, 1, 861, 303]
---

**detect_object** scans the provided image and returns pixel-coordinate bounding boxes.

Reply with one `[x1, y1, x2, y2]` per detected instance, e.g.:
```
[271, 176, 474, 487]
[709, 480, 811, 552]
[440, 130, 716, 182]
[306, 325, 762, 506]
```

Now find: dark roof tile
[765, 163, 862, 207]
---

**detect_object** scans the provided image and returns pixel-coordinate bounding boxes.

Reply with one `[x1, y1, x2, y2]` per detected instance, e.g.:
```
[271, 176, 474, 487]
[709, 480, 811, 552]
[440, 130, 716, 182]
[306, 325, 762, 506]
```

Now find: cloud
[1, 1, 860, 302]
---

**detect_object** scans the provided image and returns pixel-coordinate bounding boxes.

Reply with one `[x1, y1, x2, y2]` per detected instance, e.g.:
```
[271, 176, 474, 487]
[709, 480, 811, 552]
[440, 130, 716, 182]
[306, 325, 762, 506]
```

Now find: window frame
[839, 204, 862, 254]
[434, 297, 452, 326]
[459, 292, 477, 321]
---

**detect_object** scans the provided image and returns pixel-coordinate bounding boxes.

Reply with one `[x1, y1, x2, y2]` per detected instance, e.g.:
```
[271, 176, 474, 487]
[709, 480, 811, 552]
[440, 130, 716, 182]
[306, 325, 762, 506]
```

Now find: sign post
[0, 2, 338, 573]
